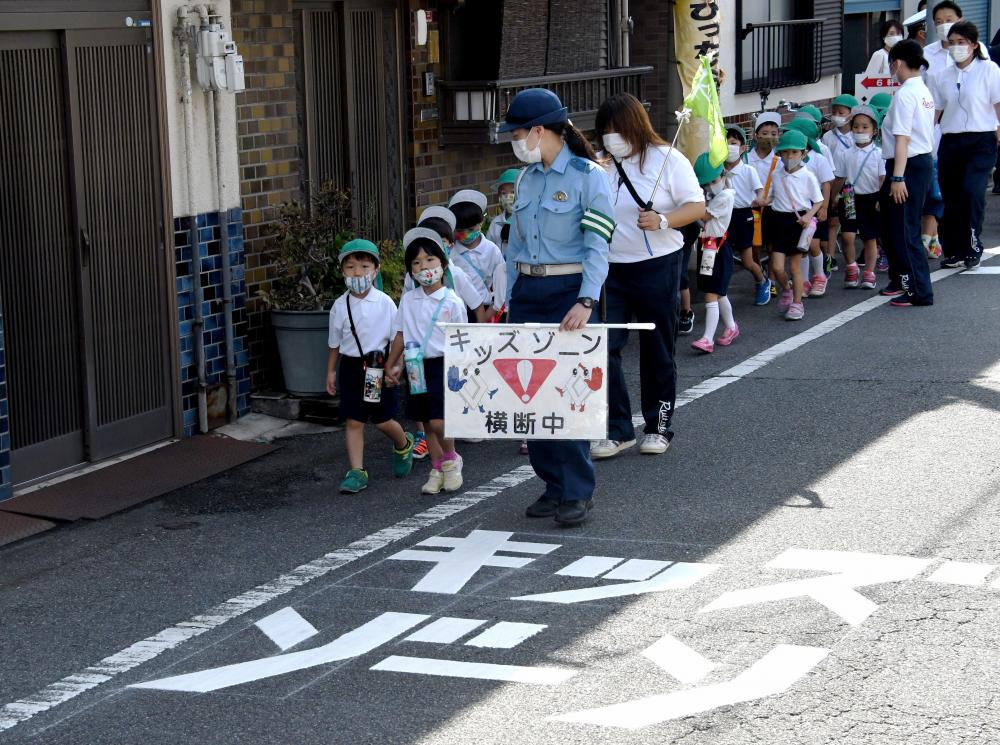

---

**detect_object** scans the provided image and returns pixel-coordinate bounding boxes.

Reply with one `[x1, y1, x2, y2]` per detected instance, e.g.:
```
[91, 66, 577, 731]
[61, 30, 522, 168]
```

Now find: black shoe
[940, 256, 964, 269]
[678, 311, 695, 335]
[554, 499, 593, 525]
[525, 497, 560, 518]
[965, 255, 981, 269]
[878, 285, 905, 297]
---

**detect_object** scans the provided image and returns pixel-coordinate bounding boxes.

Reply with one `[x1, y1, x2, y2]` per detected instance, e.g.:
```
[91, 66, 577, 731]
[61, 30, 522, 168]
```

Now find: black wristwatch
[891, 176, 905, 183]
[576, 297, 595, 309]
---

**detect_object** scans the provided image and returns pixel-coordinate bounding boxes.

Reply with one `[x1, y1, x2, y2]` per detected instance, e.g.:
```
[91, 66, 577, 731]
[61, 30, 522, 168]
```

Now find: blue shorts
[338, 355, 400, 424]
[405, 356, 445, 423]
[727, 207, 755, 251]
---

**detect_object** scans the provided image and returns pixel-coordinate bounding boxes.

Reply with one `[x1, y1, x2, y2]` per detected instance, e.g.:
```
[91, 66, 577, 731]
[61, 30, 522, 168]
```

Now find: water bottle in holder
[699, 235, 719, 276]
[403, 342, 427, 395]
[842, 182, 857, 221]
[362, 349, 385, 403]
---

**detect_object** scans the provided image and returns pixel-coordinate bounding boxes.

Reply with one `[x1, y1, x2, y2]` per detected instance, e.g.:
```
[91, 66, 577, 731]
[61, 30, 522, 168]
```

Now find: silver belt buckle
[529, 265, 545, 277]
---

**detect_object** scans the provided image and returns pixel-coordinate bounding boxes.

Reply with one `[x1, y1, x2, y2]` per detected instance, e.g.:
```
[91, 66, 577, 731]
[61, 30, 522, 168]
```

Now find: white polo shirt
[703, 188, 735, 238]
[328, 287, 397, 355]
[833, 144, 886, 195]
[930, 57, 1000, 134]
[770, 165, 823, 214]
[882, 76, 936, 158]
[486, 213, 508, 246]
[404, 263, 483, 311]
[604, 145, 705, 263]
[723, 161, 763, 209]
[453, 237, 503, 304]
[393, 286, 466, 359]
[804, 150, 835, 184]
[747, 148, 780, 196]
[866, 48, 891, 76]
[823, 127, 854, 154]
[925, 40, 992, 77]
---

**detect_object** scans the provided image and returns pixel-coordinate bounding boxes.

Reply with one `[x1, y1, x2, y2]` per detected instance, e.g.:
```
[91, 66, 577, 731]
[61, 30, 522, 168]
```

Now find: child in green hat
[326, 239, 414, 494]
[486, 168, 520, 250]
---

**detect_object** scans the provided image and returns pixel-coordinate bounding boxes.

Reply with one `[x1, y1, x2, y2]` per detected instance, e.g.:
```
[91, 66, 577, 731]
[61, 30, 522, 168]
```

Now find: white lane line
[465, 622, 546, 649]
[3, 252, 994, 733]
[254, 607, 319, 651]
[555, 555, 625, 578]
[925, 561, 996, 586]
[405, 618, 487, 644]
[371, 656, 577, 685]
[960, 266, 1000, 274]
[0, 466, 537, 733]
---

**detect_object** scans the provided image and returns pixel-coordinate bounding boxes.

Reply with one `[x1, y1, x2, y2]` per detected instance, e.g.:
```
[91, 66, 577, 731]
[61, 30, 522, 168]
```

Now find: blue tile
[196, 213, 207, 228]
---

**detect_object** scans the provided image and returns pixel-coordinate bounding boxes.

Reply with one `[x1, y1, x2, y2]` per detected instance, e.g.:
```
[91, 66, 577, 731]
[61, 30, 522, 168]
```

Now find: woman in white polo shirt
[591, 93, 705, 459]
[930, 20, 1000, 270]
[879, 40, 938, 306]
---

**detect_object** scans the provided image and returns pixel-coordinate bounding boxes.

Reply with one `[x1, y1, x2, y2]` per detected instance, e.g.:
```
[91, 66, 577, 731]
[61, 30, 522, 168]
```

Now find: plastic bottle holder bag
[404, 345, 427, 395]
[362, 350, 385, 403]
[842, 184, 857, 221]
[699, 236, 719, 276]
[797, 218, 817, 252]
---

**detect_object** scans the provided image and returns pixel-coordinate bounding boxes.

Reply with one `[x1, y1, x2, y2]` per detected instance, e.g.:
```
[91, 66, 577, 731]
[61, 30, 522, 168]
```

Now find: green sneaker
[393, 433, 415, 478]
[339, 468, 369, 494]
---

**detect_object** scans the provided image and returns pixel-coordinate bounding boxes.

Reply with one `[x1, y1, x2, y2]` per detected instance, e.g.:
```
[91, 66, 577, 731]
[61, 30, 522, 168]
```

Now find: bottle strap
[850, 148, 876, 188]
[419, 294, 450, 355]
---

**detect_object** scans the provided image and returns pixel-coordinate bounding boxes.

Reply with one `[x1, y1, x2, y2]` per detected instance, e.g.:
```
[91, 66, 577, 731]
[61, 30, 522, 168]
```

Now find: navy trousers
[881, 155, 934, 303]
[509, 273, 595, 503]
[938, 132, 998, 261]
[604, 251, 681, 442]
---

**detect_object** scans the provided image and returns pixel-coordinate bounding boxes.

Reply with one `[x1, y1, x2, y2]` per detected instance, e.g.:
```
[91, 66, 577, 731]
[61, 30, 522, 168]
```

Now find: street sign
[854, 74, 899, 104]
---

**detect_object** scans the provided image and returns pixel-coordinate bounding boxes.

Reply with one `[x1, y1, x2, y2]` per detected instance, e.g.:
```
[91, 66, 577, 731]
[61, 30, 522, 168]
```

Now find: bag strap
[419, 293, 450, 354]
[780, 169, 804, 218]
[613, 158, 654, 211]
[345, 294, 367, 365]
[849, 148, 876, 188]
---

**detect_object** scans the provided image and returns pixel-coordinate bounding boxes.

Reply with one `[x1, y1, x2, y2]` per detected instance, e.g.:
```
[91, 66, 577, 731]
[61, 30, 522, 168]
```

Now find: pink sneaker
[691, 337, 714, 354]
[802, 278, 812, 295]
[784, 301, 805, 321]
[860, 271, 877, 289]
[844, 264, 860, 288]
[778, 288, 793, 312]
[716, 324, 740, 346]
[808, 275, 827, 297]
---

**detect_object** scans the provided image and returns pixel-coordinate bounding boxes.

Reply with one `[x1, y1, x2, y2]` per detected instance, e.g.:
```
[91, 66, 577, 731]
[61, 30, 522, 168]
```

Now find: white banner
[442, 323, 610, 440]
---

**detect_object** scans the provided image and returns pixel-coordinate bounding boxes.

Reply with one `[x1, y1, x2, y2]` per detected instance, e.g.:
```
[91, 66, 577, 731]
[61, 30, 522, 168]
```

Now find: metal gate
[296, 0, 405, 239]
[0, 15, 173, 484]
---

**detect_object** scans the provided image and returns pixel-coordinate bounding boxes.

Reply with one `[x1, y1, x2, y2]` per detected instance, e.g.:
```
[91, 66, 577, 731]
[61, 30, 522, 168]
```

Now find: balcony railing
[735, 19, 824, 94]
[437, 66, 653, 146]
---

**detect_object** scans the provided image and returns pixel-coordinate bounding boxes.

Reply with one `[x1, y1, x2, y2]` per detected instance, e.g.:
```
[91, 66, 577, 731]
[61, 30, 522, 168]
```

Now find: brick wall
[0, 303, 9, 502]
[232, 0, 300, 390]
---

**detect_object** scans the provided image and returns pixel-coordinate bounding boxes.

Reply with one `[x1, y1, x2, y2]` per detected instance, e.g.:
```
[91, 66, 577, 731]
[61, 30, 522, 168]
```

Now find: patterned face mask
[345, 272, 374, 294]
[455, 229, 482, 246]
[499, 193, 516, 212]
[415, 266, 444, 286]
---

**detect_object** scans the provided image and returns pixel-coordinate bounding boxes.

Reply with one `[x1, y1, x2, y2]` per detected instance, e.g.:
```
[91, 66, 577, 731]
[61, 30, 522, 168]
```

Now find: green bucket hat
[832, 94, 860, 110]
[775, 129, 809, 153]
[869, 92, 892, 111]
[794, 104, 825, 124]
[781, 119, 822, 153]
[693, 152, 725, 185]
[492, 168, 521, 190]
[338, 238, 380, 265]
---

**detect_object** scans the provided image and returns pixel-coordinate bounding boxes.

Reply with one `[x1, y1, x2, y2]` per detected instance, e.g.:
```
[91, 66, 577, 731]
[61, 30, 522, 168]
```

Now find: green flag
[682, 56, 728, 169]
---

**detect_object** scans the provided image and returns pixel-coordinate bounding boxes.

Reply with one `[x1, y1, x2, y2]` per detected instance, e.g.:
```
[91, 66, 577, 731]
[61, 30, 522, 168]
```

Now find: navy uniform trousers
[880, 154, 934, 303]
[509, 273, 595, 503]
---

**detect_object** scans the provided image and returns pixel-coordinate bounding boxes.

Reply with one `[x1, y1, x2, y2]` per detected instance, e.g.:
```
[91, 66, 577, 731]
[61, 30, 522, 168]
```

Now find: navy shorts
[696, 238, 734, 295]
[338, 355, 399, 424]
[405, 355, 445, 423]
[838, 192, 880, 241]
[727, 207, 755, 251]
[769, 210, 809, 256]
[760, 206, 775, 247]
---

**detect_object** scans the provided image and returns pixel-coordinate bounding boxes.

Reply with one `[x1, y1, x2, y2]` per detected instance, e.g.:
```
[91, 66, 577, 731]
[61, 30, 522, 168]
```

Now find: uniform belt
[516, 262, 584, 277]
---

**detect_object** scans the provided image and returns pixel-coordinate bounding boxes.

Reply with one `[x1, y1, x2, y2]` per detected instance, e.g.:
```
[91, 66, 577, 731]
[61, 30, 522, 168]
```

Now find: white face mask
[602, 133, 632, 160]
[345, 272, 374, 295]
[852, 132, 873, 146]
[726, 144, 742, 163]
[415, 266, 444, 287]
[950, 44, 972, 62]
[884, 35, 903, 47]
[831, 115, 849, 127]
[936, 22, 955, 40]
[511, 130, 542, 164]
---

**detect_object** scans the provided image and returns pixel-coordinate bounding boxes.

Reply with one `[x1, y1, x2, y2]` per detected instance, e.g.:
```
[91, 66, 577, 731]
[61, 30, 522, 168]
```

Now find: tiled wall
[174, 209, 252, 437]
[0, 304, 10, 502]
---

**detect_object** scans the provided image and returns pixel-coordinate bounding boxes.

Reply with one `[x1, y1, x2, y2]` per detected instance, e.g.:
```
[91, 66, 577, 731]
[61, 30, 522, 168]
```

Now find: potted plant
[259, 184, 405, 396]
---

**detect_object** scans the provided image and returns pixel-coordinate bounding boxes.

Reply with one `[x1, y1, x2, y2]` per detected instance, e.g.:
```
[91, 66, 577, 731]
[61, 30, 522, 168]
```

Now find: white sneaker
[590, 439, 636, 459]
[639, 433, 670, 454]
[421, 469, 444, 495]
[441, 455, 464, 492]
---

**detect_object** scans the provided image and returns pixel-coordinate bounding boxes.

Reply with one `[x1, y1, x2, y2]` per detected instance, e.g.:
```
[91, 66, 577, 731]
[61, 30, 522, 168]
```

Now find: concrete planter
[271, 309, 329, 397]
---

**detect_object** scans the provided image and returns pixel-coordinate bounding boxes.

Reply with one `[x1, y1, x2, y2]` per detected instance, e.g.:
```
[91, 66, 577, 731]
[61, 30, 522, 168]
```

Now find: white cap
[403, 227, 444, 251]
[418, 205, 457, 231]
[448, 189, 488, 212]
[903, 9, 926, 26]
[754, 112, 782, 131]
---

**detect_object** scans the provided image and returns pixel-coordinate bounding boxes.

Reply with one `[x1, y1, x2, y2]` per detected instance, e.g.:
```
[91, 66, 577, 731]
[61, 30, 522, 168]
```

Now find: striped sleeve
[581, 208, 616, 242]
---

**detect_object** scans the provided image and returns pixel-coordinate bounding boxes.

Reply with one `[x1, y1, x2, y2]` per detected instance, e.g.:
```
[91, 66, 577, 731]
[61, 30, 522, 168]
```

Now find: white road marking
[555, 555, 625, 578]
[926, 561, 997, 586]
[5, 252, 995, 733]
[404, 618, 488, 644]
[513, 562, 719, 605]
[465, 622, 546, 649]
[130, 613, 428, 693]
[371, 656, 577, 685]
[551, 645, 830, 729]
[960, 266, 1000, 274]
[254, 607, 319, 651]
[603, 559, 671, 581]
[642, 635, 716, 685]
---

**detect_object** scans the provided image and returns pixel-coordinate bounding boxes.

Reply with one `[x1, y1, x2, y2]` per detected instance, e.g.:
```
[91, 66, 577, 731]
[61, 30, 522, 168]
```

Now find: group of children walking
[686, 94, 892, 350]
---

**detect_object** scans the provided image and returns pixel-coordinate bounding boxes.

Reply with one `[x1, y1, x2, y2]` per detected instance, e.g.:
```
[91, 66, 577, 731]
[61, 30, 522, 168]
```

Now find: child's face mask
[345, 273, 374, 294]
[499, 193, 516, 212]
[455, 228, 481, 246]
[415, 266, 444, 286]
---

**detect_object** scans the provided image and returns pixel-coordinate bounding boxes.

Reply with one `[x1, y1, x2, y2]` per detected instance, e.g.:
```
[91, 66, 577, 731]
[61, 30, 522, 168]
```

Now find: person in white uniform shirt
[591, 92, 704, 459]
[929, 20, 1000, 270]
[866, 20, 905, 75]
[722, 125, 771, 305]
[410, 206, 488, 322]
[924, 1, 991, 75]
[446, 189, 504, 319]
[879, 40, 937, 306]
[747, 112, 783, 295]
[824, 94, 860, 267]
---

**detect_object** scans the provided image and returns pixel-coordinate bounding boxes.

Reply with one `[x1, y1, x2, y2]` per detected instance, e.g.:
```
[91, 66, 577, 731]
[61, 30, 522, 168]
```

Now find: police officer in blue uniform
[498, 88, 615, 525]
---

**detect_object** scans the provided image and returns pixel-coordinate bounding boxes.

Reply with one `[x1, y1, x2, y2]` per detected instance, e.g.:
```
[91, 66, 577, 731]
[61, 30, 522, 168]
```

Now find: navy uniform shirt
[505, 144, 614, 301]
